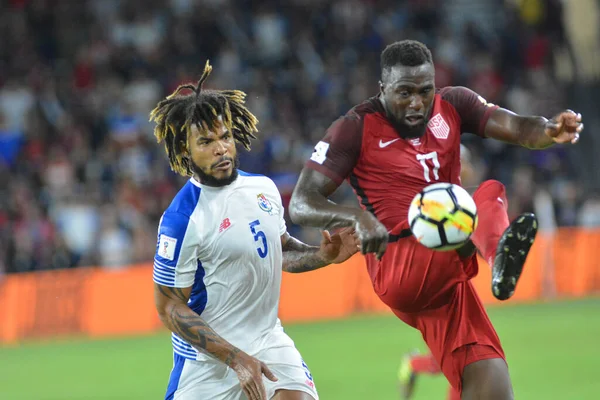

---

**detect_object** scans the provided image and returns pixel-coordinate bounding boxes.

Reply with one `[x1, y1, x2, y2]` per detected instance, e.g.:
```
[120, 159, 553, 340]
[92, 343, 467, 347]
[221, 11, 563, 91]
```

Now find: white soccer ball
[408, 183, 478, 251]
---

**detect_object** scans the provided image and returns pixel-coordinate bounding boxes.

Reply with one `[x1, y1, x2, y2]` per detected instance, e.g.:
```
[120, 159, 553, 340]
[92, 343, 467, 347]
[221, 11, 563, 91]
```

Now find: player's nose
[213, 140, 228, 155]
[409, 95, 424, 111]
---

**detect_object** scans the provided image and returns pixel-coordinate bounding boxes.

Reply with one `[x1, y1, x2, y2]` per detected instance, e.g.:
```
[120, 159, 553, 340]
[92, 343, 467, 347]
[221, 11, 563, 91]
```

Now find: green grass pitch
[1, 299, 598, 399]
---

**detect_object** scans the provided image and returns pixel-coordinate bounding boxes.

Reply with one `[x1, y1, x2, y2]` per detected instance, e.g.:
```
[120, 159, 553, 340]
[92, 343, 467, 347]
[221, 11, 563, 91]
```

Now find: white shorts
[165, 331, 318, 400]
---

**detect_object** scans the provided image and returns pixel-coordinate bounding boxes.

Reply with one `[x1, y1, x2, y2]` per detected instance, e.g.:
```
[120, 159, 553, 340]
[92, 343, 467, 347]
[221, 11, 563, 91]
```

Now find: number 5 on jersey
[417, 151, 440, 183]
[249, 220, 268, 258]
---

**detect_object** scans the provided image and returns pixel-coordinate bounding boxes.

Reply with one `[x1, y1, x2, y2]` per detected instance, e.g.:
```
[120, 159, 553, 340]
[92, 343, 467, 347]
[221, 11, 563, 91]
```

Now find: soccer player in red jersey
[397, 145, 478, 400]
[288, 40, 583, 399]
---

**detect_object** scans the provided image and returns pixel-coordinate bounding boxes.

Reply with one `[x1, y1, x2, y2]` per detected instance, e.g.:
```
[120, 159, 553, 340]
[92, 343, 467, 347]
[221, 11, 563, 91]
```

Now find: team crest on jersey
[428, 113, 450, 139]
[257, 193, 274, 214]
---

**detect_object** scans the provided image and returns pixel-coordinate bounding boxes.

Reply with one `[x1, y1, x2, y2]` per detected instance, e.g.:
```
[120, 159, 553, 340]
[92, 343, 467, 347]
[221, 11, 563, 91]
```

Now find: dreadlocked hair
[149, 60, 259, 176]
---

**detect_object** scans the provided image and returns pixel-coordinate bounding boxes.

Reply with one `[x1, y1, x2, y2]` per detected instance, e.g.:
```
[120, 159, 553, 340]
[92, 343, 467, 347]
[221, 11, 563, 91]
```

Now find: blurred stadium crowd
[1, 0, 599, 274]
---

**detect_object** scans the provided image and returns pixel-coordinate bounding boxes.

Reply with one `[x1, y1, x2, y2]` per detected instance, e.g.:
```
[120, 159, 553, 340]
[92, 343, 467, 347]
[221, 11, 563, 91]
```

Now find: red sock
[410, 354, 441, 374]
[471, 180, 510, 267]
[448, 386, 461, 400]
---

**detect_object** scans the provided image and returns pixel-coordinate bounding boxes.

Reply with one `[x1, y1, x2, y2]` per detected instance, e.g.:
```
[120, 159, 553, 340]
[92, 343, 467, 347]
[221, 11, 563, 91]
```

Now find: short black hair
[380, 40, 433, 78]
[149, 61, 258, 176]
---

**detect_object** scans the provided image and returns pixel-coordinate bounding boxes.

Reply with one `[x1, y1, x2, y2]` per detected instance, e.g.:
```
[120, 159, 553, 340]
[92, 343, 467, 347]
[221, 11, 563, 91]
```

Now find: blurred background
[1, 0, 600, 274]
[1, 0, 599, 399]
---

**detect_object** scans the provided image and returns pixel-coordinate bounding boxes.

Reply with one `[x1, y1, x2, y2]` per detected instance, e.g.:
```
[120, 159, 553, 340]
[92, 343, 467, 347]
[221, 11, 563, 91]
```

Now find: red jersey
[306, 86, 498, 231]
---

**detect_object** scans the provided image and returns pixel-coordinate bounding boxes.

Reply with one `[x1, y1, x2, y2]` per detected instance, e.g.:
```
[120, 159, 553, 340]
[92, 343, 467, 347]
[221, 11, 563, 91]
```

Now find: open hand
[232, 352, 278, 400]
[318, 227, 360, 264]
[545, 109, 583, 144]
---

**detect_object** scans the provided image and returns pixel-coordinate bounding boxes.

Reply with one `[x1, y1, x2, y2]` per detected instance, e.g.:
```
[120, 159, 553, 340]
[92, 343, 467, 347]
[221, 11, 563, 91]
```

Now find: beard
[191, 155, 240, 187]
[388, 115, 428, 139]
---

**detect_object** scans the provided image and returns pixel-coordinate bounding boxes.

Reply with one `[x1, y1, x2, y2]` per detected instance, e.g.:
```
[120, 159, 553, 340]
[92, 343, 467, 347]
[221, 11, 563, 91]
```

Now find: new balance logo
[379, 138, 400, 148]
[219, 218, 231, 232]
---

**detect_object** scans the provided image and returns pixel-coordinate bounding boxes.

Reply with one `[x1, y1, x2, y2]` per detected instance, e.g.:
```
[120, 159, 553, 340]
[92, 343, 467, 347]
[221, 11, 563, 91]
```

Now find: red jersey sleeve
[304, 114, 363, 185]
[440, 86, 499, 137]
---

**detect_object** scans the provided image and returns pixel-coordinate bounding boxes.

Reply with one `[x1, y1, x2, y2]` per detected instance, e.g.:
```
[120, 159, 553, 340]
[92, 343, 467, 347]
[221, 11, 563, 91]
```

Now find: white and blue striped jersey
[153, 171, 287, 361]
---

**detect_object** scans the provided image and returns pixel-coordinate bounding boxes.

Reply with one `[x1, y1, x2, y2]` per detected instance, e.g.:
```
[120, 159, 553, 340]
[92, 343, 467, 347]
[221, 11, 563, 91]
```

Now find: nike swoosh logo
[379, 138, 400, 148]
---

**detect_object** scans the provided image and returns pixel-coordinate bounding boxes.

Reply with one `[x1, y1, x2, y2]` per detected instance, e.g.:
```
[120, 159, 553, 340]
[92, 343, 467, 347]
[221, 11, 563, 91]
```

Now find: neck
[193, 169, 238, 187]
[378, 96, 388, 115]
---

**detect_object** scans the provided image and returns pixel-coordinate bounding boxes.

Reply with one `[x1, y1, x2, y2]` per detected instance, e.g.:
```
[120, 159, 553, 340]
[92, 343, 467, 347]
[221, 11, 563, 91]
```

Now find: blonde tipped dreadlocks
[149, 61, 259, 176]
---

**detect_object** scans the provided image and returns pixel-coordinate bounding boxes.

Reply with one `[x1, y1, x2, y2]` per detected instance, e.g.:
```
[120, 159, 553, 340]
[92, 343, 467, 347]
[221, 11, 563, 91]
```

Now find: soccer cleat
[492, 213, 538, 300]
[398, 351, 418, 399]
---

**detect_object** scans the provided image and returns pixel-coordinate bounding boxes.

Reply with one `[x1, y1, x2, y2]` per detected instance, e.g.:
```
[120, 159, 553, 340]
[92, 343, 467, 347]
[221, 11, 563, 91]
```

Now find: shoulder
[165, 180, 202, 218]
[438, 86, 472, 102]
[237, 171, 283, 211]
[238, 170, 280, 193]
[326, 96, 384, 138]
[238, 170, 266, 178]
[437, 86, 499, 136]
[346, 96, 384, 121]
[438, 86, 490, 108]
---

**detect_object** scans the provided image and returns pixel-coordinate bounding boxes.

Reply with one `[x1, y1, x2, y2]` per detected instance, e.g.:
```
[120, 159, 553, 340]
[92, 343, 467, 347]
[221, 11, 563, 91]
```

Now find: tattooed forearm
[282, 235, 327, 273]
[282, 235, 318, 253]
[166, 305, 240, 365]
[155, 285, 241, 367]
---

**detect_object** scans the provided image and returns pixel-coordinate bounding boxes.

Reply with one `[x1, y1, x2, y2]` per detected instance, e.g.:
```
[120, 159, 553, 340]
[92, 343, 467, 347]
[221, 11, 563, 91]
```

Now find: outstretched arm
[484, 108, 583, 149]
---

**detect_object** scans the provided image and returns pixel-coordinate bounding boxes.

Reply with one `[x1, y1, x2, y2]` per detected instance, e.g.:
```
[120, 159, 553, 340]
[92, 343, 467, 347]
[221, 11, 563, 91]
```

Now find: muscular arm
[289, 168, 389, 258]
[154, 284, 241, 366]
[280, 232, 327, 273]
[484, 108, 554, 149]
[288, 168, 361, 230]
[442, 87, 580, 149]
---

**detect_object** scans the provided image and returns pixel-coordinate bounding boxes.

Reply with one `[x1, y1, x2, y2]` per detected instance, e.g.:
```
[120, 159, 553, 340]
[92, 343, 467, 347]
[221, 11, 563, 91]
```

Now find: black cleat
[492, 213, 538, 301]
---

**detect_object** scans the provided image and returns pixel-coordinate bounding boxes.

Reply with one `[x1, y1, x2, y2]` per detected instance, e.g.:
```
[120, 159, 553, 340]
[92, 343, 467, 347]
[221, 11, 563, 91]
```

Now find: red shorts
[367, 220, 506, 393]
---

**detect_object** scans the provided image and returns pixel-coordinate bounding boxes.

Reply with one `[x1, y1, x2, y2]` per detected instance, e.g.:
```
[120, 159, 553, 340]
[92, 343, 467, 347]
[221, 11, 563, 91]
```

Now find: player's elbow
[288, 194, 304, 225]
[289, 188, 315, 226]
[156, 309, 170, 328]
[155, 301, 171, 326]
[154, 292, 176, 330]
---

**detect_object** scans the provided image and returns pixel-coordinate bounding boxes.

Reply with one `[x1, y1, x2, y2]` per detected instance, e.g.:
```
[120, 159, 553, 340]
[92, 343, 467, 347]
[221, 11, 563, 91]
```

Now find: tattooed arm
[154, 284, 241, 364]
[281, 233, 327, 273]
[154, 283, 277, 400]
[280, 228, 359, 273]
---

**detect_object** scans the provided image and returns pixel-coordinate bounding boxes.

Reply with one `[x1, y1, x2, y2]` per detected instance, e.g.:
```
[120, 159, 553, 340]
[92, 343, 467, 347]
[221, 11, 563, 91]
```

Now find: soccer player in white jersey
[149, 61, 359, 400]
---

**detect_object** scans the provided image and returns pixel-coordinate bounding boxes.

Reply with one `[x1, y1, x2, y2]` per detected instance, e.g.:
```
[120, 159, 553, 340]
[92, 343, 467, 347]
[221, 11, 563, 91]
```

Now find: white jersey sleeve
[277, 192, 287, 236]
[153, 211, 199, 288]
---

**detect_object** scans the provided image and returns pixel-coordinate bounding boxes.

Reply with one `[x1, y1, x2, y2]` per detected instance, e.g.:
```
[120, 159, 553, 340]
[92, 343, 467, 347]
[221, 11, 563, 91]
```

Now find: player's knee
[472, 180, 507, 203]
[461, 358, 513, 400]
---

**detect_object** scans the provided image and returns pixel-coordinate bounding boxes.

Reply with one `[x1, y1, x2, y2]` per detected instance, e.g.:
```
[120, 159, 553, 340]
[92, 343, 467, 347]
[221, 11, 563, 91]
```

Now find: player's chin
[404, 123, 427, 138]
[209, 167, 238, 186]
[213, 168, 232, 178]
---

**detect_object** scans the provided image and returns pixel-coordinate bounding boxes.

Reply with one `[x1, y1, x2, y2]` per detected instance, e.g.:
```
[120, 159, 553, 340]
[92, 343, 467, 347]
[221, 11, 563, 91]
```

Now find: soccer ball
[408, 183, 478, 251]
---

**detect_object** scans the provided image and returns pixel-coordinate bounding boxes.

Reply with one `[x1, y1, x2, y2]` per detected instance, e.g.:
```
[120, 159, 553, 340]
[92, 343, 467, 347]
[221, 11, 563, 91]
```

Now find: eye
[399, 91, 410, 98]
[421, 87, 432, 95]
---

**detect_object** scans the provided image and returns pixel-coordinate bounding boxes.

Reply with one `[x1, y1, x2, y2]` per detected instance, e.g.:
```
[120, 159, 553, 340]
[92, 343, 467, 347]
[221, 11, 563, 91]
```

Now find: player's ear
[378, 80, 384, 94]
